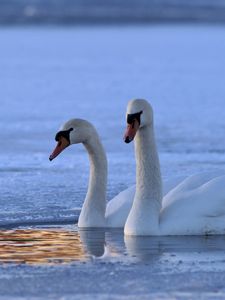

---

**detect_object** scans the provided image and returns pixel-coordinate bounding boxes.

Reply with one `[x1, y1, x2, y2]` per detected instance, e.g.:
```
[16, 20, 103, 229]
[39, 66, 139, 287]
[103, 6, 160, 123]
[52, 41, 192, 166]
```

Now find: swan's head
[49, 119, 95, 161]
[124, 99, 153, 143]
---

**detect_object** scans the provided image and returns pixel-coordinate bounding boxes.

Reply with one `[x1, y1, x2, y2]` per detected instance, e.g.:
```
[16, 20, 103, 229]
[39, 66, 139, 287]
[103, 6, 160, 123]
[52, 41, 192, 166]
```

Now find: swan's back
[160, 172, 225, 235]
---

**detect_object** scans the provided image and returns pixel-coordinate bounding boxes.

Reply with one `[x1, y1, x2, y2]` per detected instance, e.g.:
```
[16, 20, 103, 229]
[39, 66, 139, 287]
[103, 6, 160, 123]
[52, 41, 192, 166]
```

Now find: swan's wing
[163, 170, 225, 207]
[105, 172, 222, 228]
[106, 171, 225, 232]
[105, 185, 135, 227]
[162, 175, 187, 196]
[161, 174, 225, 235]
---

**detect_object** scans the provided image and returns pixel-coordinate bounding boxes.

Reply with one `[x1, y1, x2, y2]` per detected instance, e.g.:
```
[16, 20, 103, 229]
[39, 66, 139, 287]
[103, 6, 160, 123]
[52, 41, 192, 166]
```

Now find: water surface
[0, 24, 225, 299]
[0, 24, 225, 227]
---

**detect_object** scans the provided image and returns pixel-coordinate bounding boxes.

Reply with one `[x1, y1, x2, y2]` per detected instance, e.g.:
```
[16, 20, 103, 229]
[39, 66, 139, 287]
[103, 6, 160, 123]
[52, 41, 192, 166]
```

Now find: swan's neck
[125, 125, 162, 235]
[78, 133, 107, 227]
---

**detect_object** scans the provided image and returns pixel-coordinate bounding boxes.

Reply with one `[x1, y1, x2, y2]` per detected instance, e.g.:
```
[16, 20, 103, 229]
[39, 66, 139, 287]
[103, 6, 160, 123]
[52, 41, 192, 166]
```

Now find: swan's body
[50, 119, 185, 228]
[160, 172, 225, 235]
[105, 175, 186, 227]
[49, 118, 190, 228]
[49, 101, 225, 234]
[124, 99, 225, 236]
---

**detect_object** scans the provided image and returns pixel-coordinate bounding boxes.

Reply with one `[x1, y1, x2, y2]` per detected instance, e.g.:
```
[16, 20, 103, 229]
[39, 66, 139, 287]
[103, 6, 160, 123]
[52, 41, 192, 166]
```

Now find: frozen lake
[0, 24, 225, 298]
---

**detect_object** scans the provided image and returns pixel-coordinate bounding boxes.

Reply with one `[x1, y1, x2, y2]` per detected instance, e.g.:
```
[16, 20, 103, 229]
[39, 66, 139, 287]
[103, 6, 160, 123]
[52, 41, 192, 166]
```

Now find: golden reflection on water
[0, 229, 87, 265]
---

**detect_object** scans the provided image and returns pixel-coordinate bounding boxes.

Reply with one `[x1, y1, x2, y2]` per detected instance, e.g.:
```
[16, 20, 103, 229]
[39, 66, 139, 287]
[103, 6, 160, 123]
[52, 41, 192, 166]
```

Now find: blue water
[1, 226, 225, 299]
[0, 24, 225, 227]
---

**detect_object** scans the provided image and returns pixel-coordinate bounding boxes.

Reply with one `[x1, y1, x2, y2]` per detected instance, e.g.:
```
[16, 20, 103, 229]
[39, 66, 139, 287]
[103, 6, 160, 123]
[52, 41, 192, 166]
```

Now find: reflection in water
[79, 228, 105, 257]
[124, 235, 225, 262]
[0, 228, 109, 265]
[73, 229, 124, 259]
[0, 229, 86, 265]
[1, 227, 225, 265]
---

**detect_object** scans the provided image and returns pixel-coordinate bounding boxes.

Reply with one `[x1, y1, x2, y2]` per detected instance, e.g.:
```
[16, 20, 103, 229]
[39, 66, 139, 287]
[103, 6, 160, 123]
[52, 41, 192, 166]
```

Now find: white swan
[49, 119, 184, 228]
[124, 99, 225, 236]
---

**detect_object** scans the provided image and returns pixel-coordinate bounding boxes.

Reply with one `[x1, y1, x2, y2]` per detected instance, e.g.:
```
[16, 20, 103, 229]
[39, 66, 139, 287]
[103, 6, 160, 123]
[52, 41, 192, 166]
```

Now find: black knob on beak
[124, 136, 131, 143]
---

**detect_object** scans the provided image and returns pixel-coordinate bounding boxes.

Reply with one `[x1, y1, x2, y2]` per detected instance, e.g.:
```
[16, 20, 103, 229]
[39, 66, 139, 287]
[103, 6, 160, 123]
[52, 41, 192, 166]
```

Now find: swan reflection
[0, 228, 224, 265]
[124, 235, 225, 262]
[79, 228, 105, 257]
[0, 228, 119, 265]
[79, 229, 125, 259]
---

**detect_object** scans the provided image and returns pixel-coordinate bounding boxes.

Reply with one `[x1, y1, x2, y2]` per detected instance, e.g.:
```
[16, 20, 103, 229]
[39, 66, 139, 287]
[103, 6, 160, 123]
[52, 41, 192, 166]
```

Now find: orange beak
[124, 119, 140, 143]
[49, 137, 70, 161]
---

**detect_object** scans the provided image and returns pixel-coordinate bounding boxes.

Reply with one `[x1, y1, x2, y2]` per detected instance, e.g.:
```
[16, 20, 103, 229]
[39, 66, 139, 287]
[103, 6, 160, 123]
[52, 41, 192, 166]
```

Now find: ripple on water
[0, 227, 225, 271]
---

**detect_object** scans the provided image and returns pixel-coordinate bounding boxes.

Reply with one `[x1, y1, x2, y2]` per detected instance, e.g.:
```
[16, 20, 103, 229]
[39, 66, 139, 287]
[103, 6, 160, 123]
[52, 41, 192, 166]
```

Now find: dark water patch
[1, 0, 225, 24]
